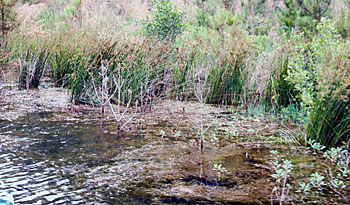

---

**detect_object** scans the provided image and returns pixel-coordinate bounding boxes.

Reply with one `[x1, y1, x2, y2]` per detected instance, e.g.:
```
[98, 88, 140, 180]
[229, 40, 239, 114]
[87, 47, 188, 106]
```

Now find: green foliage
[144, 0, 184, 41]
[323, 147, 347, 164]
[307, 139, 326, 155]
[239, 0, 275, 35]
[286, 19, 350, 147]
[63, 0, 81, 20]
[246, 35, 296, 110]
[309, 172, 327, 190]
[279, 104, 306, 122]
[206, 58, 245, 105]
[286, 19, 340, 114]
[270, 150, 293, 204]
[277, 0, 331, 37]
[337, 8, 350, 39]
[213, 163, 228, 180]
[68, 38, 172, 105]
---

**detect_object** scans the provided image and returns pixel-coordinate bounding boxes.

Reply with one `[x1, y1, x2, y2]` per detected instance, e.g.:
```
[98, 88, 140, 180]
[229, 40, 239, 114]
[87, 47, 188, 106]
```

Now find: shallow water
[0, 107, 348, 204]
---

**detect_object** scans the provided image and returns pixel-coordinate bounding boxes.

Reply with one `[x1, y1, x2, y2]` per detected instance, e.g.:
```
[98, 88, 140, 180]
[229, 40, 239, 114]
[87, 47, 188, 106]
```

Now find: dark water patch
[0, 111, 151, 204]
[181, 175, 237, 188]
[161, 196, 214, 204]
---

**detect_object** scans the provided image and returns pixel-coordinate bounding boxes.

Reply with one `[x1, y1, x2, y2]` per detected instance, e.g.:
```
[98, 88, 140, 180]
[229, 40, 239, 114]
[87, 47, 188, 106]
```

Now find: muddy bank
[0, 76, 70, 120]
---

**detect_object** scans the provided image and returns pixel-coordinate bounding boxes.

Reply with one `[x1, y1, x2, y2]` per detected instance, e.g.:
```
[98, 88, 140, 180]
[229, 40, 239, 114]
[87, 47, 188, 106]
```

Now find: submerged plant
[296, 182, 311, 194]
[296, 143, 349, 200]
[323, 147, 347, 164]
[325, 168, 347, 199]
[309, 172, 326, 190]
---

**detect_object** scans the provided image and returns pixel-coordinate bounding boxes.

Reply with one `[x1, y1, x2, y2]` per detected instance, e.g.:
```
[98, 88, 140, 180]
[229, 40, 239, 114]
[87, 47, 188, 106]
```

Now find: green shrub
[144, 0, 184, 41]
[286, 19, 350, 147]
[277, 0, 331, 37]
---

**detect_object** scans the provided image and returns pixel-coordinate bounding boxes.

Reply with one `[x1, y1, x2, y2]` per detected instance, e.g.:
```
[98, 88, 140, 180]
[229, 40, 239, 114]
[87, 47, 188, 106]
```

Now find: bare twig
[193, 65, 211, 151]
[91, 62, 136, 138]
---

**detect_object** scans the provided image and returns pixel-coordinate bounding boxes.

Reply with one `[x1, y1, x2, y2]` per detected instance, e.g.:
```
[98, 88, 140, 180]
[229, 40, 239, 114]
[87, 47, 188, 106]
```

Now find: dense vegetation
[0, 0, 349, 147]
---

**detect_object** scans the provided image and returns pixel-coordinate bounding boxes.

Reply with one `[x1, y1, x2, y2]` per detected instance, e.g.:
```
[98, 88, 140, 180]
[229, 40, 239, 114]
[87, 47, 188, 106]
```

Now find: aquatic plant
[296, 143, 349, 200]
[270, 150, 293, 205]
[309, 172, 327, 190]
[108, 64, 135, 138]
[325, 168, 347, 199]
[307, 139, 326, 154]
[213, 163, 228, 180]
[17, 47, 50, 90]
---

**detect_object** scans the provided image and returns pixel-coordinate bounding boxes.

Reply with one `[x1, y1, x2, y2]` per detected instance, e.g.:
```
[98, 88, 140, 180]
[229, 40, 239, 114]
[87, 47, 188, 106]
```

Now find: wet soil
[0, 77, 349, 204]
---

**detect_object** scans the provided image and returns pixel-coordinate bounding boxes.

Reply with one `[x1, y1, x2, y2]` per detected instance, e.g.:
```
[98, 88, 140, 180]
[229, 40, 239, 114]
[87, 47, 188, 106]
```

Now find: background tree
[144, 0, 184, 42]
[0, 0, 18, 41]
[278, 0, 331, 36]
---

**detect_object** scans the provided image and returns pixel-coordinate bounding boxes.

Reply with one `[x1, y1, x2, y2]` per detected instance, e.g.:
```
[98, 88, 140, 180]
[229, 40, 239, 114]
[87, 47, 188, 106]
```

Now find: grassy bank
[1, 0, 349, 147]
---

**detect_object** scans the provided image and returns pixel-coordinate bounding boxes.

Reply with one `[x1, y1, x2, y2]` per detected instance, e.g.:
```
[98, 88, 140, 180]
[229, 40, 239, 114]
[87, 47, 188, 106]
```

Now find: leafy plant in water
[325, 168, 347, 199]
[309, 172, 326, 190]
[213, 163, 227, 180]
[296, 143, 349, 200]
[296, 182, 311, 194]
[323, 147, 347, 164]
[270, 150, 293, 204]
[307, 139, 326, 154]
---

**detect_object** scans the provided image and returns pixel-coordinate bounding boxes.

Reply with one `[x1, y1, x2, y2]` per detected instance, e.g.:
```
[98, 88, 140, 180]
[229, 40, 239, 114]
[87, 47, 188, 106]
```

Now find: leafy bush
[286, 19, 350, 147]
[144, 0, 184, 41]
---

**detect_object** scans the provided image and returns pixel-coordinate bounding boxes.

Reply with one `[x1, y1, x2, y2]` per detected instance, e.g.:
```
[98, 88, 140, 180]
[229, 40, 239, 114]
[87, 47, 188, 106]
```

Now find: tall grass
[4, 0, 350, 148]
[306, 98, 350, 147]
[17, 47, 49, 89]
[67, 37, 172, 105]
